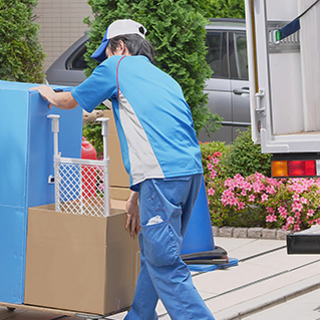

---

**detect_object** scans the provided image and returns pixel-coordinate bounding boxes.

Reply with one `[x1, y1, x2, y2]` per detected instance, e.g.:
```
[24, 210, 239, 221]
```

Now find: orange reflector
[288, 160, 316, 176]
[272, 160, 288, 177]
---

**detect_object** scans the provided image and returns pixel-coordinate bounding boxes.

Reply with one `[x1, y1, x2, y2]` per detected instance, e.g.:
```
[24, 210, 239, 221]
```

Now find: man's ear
[118, 40, 129, 55]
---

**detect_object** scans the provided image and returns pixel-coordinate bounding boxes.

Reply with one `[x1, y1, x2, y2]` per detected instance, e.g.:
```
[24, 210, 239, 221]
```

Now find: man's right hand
[31, 85, 78, 110]
[125, 191, 141, 237]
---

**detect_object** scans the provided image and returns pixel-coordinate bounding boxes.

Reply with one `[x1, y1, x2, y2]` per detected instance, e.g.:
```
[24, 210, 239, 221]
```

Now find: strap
[275, 0, 320, 42]
[116, 56, 127, 99]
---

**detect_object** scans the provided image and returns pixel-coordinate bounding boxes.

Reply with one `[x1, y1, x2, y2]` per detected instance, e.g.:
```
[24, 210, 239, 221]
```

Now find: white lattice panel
[48, 115, 110, 217]
[55, 160, 108, 217]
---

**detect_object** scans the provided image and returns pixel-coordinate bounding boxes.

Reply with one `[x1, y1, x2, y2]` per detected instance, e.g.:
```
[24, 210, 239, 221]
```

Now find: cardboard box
[110, 187, 132, 201]
[110, 199, 127, 211]
[24, 204, 140, 315]
[104, 109, 130, 188]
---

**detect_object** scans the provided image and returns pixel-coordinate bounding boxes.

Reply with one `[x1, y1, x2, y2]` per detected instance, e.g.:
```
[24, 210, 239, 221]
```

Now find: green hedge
[0, 0, 46, 83]
[206, 0, 245, 18]
[221, 128, 272, 178]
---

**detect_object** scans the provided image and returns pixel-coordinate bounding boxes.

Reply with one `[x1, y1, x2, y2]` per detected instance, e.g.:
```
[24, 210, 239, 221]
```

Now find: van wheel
[7, 308, 15, 312]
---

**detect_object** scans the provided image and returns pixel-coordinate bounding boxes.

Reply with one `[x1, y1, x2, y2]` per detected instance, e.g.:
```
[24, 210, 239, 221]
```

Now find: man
[32, 19, 215, 320]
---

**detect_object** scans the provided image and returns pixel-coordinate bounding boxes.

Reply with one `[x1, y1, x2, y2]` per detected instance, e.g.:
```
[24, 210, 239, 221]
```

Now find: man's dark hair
[108, 34, 155, 64]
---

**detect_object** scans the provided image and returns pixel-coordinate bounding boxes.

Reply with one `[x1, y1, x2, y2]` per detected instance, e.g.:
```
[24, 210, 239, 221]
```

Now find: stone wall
[34, 0, 93, 71]
[212, 226, 291, 240]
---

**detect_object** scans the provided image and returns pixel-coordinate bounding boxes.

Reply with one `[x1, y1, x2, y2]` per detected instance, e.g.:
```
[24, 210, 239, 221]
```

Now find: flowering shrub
[201, 143, 320, 230]
[221, 174, 320, 231]
[200, 137, 320, 230]
[200, 141, 234, 227]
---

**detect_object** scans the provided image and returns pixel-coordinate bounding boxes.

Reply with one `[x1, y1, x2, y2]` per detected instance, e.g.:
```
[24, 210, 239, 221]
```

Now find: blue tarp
[0, 80, 82, 303]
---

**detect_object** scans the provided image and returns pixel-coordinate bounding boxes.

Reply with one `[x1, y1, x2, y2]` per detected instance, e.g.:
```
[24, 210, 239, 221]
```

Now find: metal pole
[47, 114, 61, 212]
[97, 117, 110, 217]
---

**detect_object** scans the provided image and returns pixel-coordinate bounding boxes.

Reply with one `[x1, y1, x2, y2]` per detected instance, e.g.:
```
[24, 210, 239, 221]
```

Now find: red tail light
[288, 160, 316, 177]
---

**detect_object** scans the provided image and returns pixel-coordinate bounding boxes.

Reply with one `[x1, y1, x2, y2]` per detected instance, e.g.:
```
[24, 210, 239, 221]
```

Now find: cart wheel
[7, 308, 16, 312]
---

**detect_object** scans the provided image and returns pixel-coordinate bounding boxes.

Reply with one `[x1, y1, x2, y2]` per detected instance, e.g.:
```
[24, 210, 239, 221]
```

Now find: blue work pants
[124, 174, 215, 320]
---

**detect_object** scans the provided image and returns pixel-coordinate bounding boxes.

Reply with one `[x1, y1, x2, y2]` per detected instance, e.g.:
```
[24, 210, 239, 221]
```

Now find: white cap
[107, 19, 147, 39]
[91, 19, 147, 62]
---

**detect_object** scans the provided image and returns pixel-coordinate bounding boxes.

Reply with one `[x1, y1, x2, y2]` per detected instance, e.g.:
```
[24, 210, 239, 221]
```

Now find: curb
[215, 276, 320, 320]
[212, 226, 291, 240]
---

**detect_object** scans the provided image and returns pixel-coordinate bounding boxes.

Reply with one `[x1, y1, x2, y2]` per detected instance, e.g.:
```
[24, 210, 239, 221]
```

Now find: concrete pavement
[1, 237, 320, 320]
[241, 287, 320, 320]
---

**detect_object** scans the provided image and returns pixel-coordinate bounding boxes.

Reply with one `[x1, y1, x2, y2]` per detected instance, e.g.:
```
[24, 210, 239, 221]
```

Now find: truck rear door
[245, 0, 320, 153]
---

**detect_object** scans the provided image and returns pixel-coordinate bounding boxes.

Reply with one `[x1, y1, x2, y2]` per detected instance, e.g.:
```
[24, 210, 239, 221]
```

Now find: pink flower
[301, 197, 308, 204]
[266, 177, 282, 187]
[213, 158, 219, 164]
[249, 194, 255, 202]
[261, 194, 268, 202]
[240, 181, 252, 191]
[253, 181, 264, 192]
[278, 206, 288, 218]
[282, 225, 288, 231]
[266, 214, 277, 222]
[266, 186, 276, 194]
[208, 188, 215, 196]
[224, 178, 238, 189]
[266, 207, 275, 214]
[241, 190, 247, 196]
[207, 163, 214, 171]
[224, 177, 233, 187]
[287, 216, 294, 225]
[294, 224, 301, 232]
[234, 173, 244, 184]
[210, 170, 217, 179]
[254, 172, 264, 180]
[231, 197, 240, 206]
[307, 209, 314, 217]
[221, 188, 238, 207]
[291, 202, 303, 212]
[293, 193, 300, 201]
[238, 202, 246, 210]
[266, 215, 273, 222]
[223, 189, 234, 197]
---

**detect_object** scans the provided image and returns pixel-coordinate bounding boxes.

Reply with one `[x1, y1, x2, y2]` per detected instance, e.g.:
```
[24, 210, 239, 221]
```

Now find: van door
[199, 31, 233, 142]
[230, 31, 250, 140]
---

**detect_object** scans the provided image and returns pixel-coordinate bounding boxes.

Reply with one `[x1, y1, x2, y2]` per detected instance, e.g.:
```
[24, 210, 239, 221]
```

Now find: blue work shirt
[72, 55, 203, 190]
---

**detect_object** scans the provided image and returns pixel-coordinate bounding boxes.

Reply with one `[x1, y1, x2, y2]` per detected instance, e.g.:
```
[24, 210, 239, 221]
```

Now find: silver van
[200, 18, 249, 143]
[46, 18, 249, 143]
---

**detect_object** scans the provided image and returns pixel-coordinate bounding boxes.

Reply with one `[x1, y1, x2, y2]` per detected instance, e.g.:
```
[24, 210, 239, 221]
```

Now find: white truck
[245, 0, 320, 178]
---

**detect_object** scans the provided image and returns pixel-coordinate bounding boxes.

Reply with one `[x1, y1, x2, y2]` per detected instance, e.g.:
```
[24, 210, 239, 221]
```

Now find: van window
[206, 31, 228, 78]
[230, 32, 248, 80]
[70, 45, 88, 70]
[67, 44, 88, 70]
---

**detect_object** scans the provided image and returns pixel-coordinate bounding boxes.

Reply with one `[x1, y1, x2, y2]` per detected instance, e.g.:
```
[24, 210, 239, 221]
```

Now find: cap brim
[91, 39, 109, 63]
